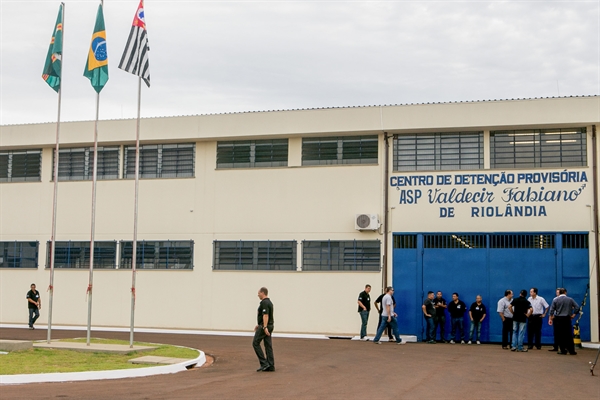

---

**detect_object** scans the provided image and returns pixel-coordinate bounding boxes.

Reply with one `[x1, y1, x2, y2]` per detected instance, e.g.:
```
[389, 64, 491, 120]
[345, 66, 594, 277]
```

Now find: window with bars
[120, 240, 193, 269]
[217, 139, 288, 169]
[490, 128, 587, 168]
[423, 234, 486, 249]
[393, 235, 417, 249]
[0, 149, 42, 182]
[54, 146, 119, 181]
[213, 241, 296, 270]
[124, 143, 195, 179]
[302, 136, 378, 166]
[562, 234, 588, 249]
[302, 240, 380, 271]
[0, 242, 39, 268]
[46, 241, 117, 269]
[489, 234, 555, 249]
[393, 132, 483, 171]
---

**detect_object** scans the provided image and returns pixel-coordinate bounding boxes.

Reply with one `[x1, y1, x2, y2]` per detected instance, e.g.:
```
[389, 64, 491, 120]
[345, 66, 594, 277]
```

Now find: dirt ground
[1, 327, 599, 399]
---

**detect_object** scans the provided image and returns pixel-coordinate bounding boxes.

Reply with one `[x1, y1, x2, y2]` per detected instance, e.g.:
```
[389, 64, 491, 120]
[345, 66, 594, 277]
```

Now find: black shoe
[527, 346, 533, 350]
[568, 352, 577, 355]
[557, 352, 568, 355]
[257, 365, 271, 372]
[536, 347, 542, 350]
[264, 366, 275, 372]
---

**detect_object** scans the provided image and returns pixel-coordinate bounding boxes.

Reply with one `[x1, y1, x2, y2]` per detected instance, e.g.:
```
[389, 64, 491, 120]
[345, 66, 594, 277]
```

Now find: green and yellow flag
[42, 4, 63, 92]
[84, 4, 109, 93]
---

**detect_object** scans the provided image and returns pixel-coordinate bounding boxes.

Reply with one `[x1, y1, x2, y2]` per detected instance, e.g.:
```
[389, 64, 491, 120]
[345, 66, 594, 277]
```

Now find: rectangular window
[393, 235, 417, 249]
[562, 233, 588, 249]
[489, 234, 555, 249]
[0, 149, 42, 182]
[54, 146, 119, 181]
[217, 139, 288, 168]
[0, 241, 39, 268]
[302, 240, 380, 271]
[394, 132, 483, 171]
[213, 241, 296, 270]
[302, 136, 378, 166]
[423, 234, 486, 249]
[47, 241, 117, 269]
[490, 128, 587, 168]
[120, 240, 193, 269]
[124, 143, 195, 179]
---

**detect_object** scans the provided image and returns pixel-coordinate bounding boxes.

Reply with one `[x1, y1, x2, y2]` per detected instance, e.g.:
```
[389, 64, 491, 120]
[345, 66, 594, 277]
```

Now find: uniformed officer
[253, 287, 275, 371]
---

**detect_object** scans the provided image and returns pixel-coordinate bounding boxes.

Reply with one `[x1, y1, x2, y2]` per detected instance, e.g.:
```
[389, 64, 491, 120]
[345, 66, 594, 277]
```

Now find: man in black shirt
[422, 291, 436, 343]
[433, 291, 447, 343]
[26, 283, 41, 329]
[357, 284, 371, 340]
[253, 287, 275, 372]
[509, 290, 532, 352]
[447, 293, 467, 344]
[468, 295, 486, 345]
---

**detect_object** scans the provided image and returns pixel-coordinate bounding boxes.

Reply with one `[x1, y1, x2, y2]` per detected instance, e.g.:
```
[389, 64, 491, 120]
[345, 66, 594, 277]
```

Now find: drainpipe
[592, 125, 600, 340]
[383, 132, 390, 289]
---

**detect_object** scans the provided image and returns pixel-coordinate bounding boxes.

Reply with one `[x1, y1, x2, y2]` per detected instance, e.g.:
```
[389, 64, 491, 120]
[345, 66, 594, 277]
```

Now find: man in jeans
[509, 289, 532, 352]
[433, 291, 448, 343]
[357, 284, 371, 340]
[422, 291, 436, 344]
[497, 290, 514, 349]
[468, 295, 486, 345]
[447, 292, 467, 344]
[373, 286, 405, 345]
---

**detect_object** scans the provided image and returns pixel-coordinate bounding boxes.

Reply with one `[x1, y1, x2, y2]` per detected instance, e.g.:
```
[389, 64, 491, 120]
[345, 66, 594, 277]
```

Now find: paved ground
[1, 328, 598, 399]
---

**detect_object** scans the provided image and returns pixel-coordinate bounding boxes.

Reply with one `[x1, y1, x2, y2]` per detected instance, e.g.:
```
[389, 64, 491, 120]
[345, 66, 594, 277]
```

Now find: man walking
[468, 295, 486, 345]
[447, 293, 467, 344]
[549, 288, 579, 355]
[374, 290, 396, 341]
[26, 283, 41, 330]
[253, 287, 275, 372]
[497, 290, 514, 349]
[433, 291, 447, 343]
[527, 287, 549, 350]
[422, 291, 436, 344]
[373, 287, 405, 345]
[357, 284, 371, 340]
[509, 290, 532, 352]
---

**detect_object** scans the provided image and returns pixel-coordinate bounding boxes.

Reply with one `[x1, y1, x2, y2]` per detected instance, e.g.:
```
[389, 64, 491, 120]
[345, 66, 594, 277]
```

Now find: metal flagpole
[47, 2, 65, 345]
[130, 77, 142, 348]
[86, 91, 100, 346]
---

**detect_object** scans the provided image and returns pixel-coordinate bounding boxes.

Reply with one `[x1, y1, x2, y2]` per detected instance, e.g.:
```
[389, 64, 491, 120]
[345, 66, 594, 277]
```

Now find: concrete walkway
[33, 340, 156, 354]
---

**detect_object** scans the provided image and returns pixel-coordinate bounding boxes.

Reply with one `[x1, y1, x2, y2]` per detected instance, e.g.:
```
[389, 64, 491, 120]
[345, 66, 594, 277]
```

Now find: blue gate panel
[562, 249, 591, 341]
[393, 248, 418, 336]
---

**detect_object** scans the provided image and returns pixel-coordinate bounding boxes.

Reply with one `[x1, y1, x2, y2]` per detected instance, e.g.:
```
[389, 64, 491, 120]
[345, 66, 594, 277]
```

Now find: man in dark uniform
[422, 291, 436, 343]
[26, 283, 41, 329]
[253, 287, 275, 371]
[357, 284, 371, 340]
[448, 292, 467, 344]
[549, 288, 580, 355]
[433, 291, 447, 343]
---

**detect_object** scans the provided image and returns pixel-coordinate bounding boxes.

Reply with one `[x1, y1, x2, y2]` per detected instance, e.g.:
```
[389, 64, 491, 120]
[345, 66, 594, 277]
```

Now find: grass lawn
[0, 338, 199, 375]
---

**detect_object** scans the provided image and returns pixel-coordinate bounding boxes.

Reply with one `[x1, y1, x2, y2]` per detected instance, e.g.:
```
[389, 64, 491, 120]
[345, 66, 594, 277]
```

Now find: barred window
[394, 132, 483, 171]
[393, 235, 417, 249]
[217, 139, 288, 168]
[490, 128, 587, 168]
[54, 147, 119, 181]
[0, 149, 42, 182]
[423, 234, 486, 249]
[124, 143, 195, 179]
[302, 240, 380, 271]
[489, 234, 555, 249]
[302, 136, 378, 166]
[120, 240, 193, 269]
[562, 233, 588, 249]
[47, 241, 117, 269]
[0, 242, 39, 268]
[213, 241, 296, 270]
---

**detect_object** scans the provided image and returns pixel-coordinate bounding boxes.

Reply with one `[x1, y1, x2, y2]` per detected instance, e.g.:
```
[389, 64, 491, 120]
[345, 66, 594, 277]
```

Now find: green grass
[0, 338, 199, 375]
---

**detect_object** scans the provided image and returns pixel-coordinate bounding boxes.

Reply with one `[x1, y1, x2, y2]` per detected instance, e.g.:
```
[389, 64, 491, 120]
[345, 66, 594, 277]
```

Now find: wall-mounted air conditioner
[355, 214, 380, 231]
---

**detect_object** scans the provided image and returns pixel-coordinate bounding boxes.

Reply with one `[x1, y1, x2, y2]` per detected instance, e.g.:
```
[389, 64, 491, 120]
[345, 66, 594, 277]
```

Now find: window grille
[54, 146, 119, 180]
[562, 233, 588, 249]
[423, 234, 486, 249]
[489, 234, 555, 249]
[120, 240, 193, 269]
[490, 128, 587, 168]
[47, 241, 117, 269]
[124, 143, 195, 178]
[217, 139, 288, 168]
[302, 240, 380, 271]
[0, 241, 39, 268]
[213, 241, 296, 270]
[0, 150, 42, 182]
[393, 235, 417, 249]
[302, 136, 378, 166]
[393, 132, 483, 171]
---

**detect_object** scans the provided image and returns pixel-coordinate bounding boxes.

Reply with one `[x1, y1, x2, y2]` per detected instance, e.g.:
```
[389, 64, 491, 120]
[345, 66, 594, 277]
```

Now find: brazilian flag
[84, 4, 109, 93]
[42, 4, 63, 92]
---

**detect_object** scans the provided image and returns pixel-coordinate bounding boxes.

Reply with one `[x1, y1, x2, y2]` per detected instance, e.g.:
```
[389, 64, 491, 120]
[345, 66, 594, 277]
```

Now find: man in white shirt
[372, 287, 405, 345]
[527, 287, 549, 350]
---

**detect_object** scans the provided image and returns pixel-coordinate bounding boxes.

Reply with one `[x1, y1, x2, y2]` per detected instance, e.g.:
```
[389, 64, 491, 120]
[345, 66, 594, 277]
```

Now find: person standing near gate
[357, 284, 371, 340]
[468, 295, 486, 345]
[374, 290, 396, 341]
[527, 287, 549, 350]
[448, 292, 467, 344]
[548, 288, 561, 352]
[433, 291, 447, 343]
[422, 291, 436, 344]
[548, 288, 579, 355]
[253, 287, 275, 372]
[373, 287, 405, 345]
[497, 290, 514, 349]
[26, 283, 41, 330]
[509, 290, 532, 352]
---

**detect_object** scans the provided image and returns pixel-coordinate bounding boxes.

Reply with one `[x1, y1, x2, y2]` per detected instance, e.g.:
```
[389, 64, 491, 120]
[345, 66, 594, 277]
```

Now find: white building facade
[1, 96, 598, 342]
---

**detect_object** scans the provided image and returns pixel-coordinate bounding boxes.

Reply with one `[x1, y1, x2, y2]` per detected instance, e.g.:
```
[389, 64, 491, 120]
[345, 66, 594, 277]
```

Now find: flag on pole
[42, 4, 64, 92]
[119, 0, 150, 87]
[84, 4, 109, 93]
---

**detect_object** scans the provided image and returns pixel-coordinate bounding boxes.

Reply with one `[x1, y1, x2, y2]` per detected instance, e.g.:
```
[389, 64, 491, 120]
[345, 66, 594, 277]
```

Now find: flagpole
[86, 91, 100, 346]
[47, 2, 65, 345]
[130, 76, 142, 348]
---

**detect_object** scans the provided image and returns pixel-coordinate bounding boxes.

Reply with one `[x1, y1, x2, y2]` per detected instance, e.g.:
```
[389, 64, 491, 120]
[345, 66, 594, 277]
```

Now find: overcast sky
[1, 0, 598, 125]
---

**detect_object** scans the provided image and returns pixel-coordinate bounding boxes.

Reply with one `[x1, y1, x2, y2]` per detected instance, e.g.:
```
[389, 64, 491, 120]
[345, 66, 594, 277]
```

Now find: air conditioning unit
[355, 214, 380, 231]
